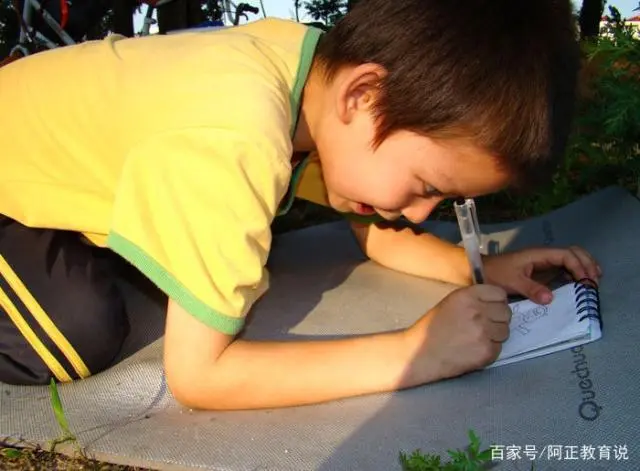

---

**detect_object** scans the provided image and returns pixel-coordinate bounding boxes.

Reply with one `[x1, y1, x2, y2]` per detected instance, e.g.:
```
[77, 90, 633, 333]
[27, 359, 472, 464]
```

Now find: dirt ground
[0, 444, 152, 470]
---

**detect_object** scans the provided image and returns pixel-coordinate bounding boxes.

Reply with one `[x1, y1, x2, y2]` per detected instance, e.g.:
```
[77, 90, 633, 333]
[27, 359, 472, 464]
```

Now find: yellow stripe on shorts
[0, 254, 90, 379]
[0, 285, 72, 382]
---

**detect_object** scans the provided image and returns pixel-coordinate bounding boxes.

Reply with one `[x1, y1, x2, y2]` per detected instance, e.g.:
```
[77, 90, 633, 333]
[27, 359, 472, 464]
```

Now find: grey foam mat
[1, 186, 639, 471]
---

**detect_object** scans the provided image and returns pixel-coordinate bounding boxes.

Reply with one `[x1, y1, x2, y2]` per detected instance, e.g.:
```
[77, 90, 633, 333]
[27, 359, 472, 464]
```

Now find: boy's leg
[0, 216, 129, 385]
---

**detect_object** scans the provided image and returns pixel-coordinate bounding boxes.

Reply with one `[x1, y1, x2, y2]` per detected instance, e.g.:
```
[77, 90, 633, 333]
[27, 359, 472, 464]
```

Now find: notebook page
[495, 283, 584, 362]
[490, 331, 595, 367]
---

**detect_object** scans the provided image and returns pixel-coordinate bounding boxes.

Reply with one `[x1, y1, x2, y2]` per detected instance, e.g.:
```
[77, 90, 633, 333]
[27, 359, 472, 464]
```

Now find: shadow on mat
[74, 223, 363, 448]
[112, 222, 365, 363]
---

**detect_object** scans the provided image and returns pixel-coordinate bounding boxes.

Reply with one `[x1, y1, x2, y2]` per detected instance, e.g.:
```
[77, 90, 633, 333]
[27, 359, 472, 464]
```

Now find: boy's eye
[423, 185, 444, 198]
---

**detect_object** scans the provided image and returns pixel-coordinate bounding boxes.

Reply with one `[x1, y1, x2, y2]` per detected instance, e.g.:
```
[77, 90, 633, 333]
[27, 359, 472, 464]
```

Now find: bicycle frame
[10, 0, 260, 57]
[137, 0, 174, 36]
[138, 0, 257, 37]
[11, 0, 76, 56]
[221, 0, 260, 26]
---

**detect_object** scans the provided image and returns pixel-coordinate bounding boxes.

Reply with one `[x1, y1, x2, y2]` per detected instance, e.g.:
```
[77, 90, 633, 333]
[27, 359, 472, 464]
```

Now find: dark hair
[313, 0, 581, 189]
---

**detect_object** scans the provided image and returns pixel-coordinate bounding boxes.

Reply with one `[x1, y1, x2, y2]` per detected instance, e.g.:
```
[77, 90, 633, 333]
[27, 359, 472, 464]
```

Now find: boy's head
[302, 0, 580, 223]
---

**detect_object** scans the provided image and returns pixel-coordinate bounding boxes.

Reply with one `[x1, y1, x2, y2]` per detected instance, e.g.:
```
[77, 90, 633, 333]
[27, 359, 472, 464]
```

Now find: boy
[0, 0, 600, 410]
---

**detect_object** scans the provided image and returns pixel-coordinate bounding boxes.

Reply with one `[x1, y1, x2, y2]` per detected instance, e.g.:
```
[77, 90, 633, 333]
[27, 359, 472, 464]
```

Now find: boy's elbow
[164, 297, 240, 410]
[166, 368, 202, 409]
[165, 357, 230, 410]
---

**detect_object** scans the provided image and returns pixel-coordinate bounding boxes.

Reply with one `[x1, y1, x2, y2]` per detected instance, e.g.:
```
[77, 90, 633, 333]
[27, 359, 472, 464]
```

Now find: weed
[48, 378, 79, 452]
[399, 430, 494, 471]
[0, 447, 22, 459]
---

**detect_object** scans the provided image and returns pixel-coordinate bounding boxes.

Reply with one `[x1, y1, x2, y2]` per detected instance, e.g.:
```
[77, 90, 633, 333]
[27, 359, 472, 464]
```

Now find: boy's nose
[402, 199, 440, 224]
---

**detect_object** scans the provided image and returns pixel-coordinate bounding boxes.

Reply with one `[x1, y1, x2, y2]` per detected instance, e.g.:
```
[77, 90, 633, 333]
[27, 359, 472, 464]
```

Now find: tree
[293, 0, 300, 21]
[579, 0, 606, 39]
[303, 0, 346, 26]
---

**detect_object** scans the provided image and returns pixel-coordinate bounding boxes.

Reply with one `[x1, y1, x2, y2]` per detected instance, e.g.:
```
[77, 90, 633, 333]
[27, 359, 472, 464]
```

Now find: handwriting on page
[510, 303, 550, 336]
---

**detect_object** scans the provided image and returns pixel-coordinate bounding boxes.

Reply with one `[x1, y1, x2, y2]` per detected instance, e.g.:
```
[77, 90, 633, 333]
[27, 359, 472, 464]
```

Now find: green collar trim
[277, 154, 311, 216]
[278, 25, 322, 216]
[289, 26, 323, 139]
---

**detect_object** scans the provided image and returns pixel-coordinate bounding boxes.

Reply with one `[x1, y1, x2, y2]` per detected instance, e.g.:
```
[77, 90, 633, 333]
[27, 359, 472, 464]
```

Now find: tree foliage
[303, 0, 346, 26]
[579, 0, 606, 39]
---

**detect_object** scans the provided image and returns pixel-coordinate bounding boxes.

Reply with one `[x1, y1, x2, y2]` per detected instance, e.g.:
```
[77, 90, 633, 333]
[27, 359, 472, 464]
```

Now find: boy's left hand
[483, 246, 601, 305]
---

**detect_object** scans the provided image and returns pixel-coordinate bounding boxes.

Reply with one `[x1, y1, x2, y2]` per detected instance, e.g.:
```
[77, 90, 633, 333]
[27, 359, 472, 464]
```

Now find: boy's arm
[350, 220, 472, 286]
[163, 298, 429, 410]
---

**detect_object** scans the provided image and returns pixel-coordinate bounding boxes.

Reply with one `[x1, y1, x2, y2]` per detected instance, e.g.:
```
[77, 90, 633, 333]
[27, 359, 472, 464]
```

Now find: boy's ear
[335, 63, 387, 125]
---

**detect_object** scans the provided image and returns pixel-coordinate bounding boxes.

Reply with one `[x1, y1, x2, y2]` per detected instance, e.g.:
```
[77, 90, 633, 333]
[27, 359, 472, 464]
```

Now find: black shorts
[0, 216, 130, 385]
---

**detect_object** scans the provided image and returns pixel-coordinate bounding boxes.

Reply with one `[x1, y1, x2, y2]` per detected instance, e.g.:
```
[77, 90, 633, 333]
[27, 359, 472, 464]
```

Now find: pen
[454, 198, 485, 284]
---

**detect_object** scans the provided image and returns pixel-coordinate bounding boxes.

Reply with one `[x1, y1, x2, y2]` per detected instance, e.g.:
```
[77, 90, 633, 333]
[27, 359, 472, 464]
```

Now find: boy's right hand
[406, 285, 512, 383]
[164, 284, 512, 410]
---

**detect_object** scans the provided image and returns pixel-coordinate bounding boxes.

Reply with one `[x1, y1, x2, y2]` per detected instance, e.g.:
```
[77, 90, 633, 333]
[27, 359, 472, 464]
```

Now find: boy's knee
[57, 279, 130, 378]
[0, 280, 129, 386]
[0, 222, 130, 385]
[1, 269, 129, 386]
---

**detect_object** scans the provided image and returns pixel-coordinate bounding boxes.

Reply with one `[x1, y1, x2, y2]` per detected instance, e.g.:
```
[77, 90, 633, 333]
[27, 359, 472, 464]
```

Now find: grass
[0, 428, 502, 471]
[0, 385, 497, 471]
[0, 380, 151, 470]
[399, 430, 497, 471]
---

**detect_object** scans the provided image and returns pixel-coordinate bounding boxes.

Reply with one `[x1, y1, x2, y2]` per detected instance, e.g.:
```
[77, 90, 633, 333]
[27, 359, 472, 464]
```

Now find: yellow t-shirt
[0, 19, 333, 335]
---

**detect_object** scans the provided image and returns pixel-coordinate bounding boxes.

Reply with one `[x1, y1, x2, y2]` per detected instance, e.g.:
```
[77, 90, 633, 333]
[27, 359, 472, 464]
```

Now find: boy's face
[311, 64, 510, 223]
[317, 130, 509, 223]
[318, 132, 508, 223]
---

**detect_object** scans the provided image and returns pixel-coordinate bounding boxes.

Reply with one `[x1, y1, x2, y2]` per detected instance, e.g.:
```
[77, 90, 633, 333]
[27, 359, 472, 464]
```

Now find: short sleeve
[107, 128, 291, 335]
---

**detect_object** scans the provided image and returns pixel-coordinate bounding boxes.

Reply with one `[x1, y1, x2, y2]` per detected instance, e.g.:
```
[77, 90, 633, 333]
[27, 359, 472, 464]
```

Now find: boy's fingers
[541, 248, 589, 282]
[488, 317, 511, 342]
[516, 275, 553, 304]
[486, 302, 512, 325]
[568, 245, 601, 280]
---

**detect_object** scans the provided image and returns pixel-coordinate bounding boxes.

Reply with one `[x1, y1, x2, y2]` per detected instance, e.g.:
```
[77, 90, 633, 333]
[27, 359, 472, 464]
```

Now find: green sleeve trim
[277, 153, 311, 216]
[289, 26, 323, 138]
[107, 232, 245, 336]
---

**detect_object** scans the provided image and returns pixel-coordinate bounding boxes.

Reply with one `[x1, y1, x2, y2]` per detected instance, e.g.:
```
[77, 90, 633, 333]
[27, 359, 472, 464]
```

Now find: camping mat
[1, 186, 639, 471]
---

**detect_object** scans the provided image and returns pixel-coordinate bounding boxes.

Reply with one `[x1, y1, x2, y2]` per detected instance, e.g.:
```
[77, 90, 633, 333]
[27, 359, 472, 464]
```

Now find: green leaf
[477, 448, 492, 462]
[467, 429, 480, 453]
[49, 378, 74, 440]
[399, 449, 443, 471]
[1, 448, 22, 459]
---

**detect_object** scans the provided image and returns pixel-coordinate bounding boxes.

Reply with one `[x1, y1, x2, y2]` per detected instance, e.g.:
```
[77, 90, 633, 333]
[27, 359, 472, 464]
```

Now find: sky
[134, 0, 640, 32]
[243, 0, 639, 22]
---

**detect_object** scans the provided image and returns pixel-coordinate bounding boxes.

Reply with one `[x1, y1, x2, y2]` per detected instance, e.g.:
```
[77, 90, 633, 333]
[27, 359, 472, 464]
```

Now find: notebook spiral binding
[573, 278, 602, 330]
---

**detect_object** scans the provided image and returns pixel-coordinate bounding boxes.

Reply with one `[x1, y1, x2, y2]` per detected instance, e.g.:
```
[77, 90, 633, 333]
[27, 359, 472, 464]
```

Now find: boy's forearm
[351, 221, 472, 286]
[173, 328, 431, 411]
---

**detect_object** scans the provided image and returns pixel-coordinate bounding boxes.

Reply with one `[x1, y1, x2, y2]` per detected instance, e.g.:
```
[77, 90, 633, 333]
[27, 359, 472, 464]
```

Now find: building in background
[600, 14, 640, 37]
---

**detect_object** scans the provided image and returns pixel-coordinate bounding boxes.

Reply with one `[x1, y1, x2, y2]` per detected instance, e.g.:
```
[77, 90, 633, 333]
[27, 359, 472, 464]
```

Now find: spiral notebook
[490, 278, 603, 368]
